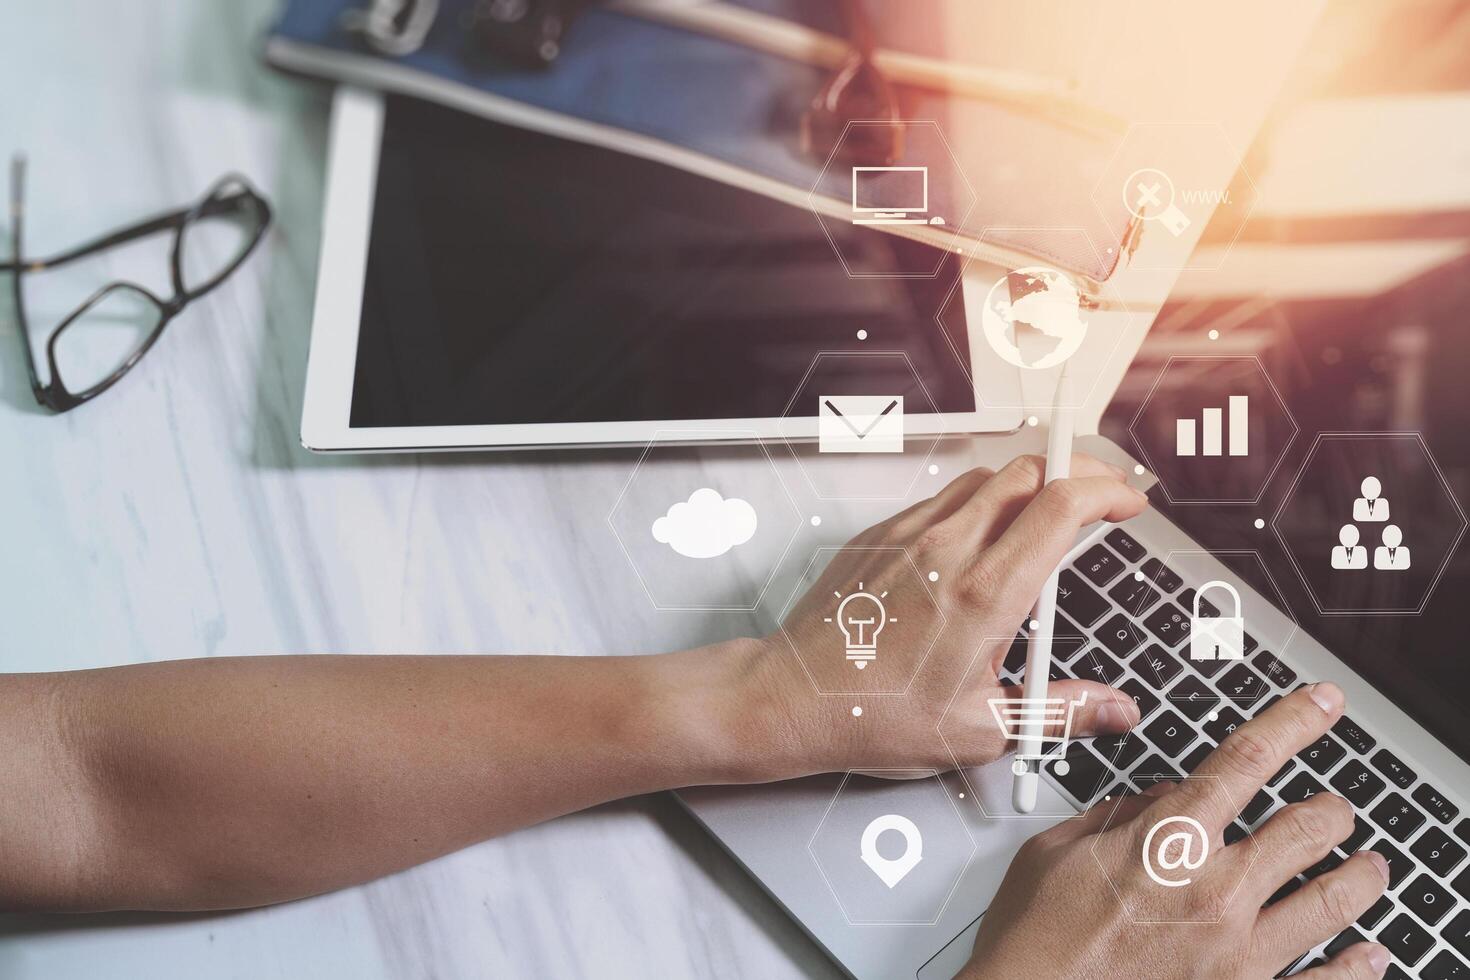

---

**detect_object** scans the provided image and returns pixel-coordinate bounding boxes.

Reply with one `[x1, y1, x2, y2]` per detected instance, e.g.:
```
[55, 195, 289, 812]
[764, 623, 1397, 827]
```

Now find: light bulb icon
[826, 583, 894, 669]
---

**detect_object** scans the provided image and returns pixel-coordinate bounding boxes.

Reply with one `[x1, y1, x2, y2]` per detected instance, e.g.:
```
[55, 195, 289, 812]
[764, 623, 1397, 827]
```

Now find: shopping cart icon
[989, 692, 1089, 776]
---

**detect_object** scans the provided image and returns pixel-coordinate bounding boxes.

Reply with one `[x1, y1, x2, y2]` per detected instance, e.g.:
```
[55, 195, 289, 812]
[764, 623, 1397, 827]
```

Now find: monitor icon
[851, 166, 942, 226]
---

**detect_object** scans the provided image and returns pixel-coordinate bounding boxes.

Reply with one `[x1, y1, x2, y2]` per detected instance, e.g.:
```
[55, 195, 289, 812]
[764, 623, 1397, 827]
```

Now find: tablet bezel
[300, 87, 1026, 452]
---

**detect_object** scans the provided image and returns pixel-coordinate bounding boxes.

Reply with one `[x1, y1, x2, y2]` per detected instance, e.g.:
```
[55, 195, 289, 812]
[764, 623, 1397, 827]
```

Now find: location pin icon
[860, 814, 923, 888]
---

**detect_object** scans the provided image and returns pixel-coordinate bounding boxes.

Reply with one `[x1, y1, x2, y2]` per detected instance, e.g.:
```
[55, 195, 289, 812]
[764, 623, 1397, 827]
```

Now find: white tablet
[300, 88, 1025, 452]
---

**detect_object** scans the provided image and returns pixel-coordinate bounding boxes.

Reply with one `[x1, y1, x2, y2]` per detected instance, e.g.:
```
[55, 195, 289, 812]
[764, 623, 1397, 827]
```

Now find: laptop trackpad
[917, 913, 984, 980]
[918, 768, 1076, 978]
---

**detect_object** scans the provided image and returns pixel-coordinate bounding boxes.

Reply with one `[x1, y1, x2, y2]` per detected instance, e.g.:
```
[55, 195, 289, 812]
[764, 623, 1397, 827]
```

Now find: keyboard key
[1218, 662, 1270, 709]
[1224, 821, 1248, 846]
[1325, 927, 1368, 957]
[1279, 772, 1327, 805]
[1358, 894, 1394, 928]
[1002, 635, 1028, 675]
[1459, 818, 1470, 846]
[1109, 573, 1160, 616]
[1240, 633, 1259, 657]
[1446, 908, 1470, 960]
[1139, 557, 1182, 592]
[1413, 784, 1460, 824]
[1332, 715, 1376, 755]
[1372, 750, 1416, 789]
[1093, 732, 1148, 770]
[1051, 634, 1092, 665]
[1095, 613, 1148, 658]
[1384, 965, 1411, 980]
[1181, 741, 1214, 774]
[1178, 587, 1219, 619]
[1297, 733, 1348, 775]
[1412, 827, 1468, 878]
[1252, 650, 1296, 688]
[1118, 678, 1160, 720]
[1371, 793, 1427, 844]
[1132, 755, 1181, 790]
[1342, 816, 1374, 854]
[1304, 849, 1345, 880]
[1458, 864, 1470, 902]
[1267, 759, 1295, 788]
[1069, 649, 1124, 685]
[1379, 913, 1434, 966]
[1105, 528, 1146, 563]
[1266, 874, 1302, 907]
[1204, 705, 1247, 743]
[1144, 710, 1198, 758]
[1167, 675, 1222, 720]
[1188, 647, 1230, 678]
[1100, 783, 1131, 803]
[1142, 602, 1192, 649]
[1076, 543, 1125, 587]
[1057, 569, 1110, 627]
[1330, 759, 1386, 808]
[1048, 742, 1110, 805]
[1372, 840, 1413, 889]
[1131, 645, 1182, 690]
[1242, 789, 1275, 825]
[1401, 873, 1454, 926]
[1423, 950, 1470, 980]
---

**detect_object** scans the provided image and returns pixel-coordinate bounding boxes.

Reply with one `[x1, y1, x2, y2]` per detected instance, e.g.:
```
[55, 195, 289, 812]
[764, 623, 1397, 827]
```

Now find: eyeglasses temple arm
[15, 192, 254, 272]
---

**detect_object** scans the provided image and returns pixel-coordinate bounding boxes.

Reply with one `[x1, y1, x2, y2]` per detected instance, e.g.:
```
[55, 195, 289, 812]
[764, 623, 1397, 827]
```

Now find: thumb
[995, 679, 1139, 749]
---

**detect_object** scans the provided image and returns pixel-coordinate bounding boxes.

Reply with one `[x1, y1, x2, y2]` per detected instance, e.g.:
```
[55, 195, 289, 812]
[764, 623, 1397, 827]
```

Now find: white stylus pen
[1012, 363, 1075, 814]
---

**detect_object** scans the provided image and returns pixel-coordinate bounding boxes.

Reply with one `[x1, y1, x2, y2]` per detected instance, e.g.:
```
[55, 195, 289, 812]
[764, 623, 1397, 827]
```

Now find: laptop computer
[679, 437, 1470, 976]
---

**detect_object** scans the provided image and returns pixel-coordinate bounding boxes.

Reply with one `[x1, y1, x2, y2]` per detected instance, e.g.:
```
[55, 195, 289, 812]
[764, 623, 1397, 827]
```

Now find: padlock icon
[1190, 580, 1244, 661]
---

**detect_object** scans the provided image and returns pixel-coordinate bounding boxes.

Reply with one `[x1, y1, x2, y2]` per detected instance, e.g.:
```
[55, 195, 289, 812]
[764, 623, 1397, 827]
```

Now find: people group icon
[1332, 475, 1410, 571]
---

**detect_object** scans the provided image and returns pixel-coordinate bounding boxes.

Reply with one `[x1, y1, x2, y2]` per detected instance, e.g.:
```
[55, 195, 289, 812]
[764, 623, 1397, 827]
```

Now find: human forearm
[3, 643, 784, 912]
[1, 455, 1149, 916]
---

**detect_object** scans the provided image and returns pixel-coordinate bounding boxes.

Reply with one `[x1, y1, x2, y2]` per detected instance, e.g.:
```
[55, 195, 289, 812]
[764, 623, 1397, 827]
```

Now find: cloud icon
[652, 488, 758, 559]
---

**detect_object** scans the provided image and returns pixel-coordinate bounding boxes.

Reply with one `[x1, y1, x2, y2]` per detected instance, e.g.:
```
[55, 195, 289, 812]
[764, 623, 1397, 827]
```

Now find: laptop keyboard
[999, 526, 1470, 977]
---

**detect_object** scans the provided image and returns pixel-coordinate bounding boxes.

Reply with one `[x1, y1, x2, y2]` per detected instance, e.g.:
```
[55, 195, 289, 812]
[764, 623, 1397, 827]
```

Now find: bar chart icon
[1176, 396, 1249, 457]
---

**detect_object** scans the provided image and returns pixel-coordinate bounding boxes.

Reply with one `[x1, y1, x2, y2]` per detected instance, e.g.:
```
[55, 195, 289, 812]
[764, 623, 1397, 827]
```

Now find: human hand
[736, 453, 1150, 780]
[961, 684, 1392, 979]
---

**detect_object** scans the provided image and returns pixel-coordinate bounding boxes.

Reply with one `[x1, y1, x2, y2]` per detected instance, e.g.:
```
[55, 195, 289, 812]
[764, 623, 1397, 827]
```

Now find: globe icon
[980, 267, 1089, 370]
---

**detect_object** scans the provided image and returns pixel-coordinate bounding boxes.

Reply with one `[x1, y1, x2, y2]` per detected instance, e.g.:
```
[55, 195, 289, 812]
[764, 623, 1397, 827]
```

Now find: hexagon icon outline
[1270, 431, 1468, 616]
[606, 429, 804, 612]
[807, 119, 978, 280]
[807, 769, 977, 926]
[1091, 773, 1259, 924]
[1128, 354, 1299, 506]
[933, 227, 1136, 413]
[778, 350, 947, 503]
[1090, 121, 1260, 273]
[777, 545, 947, 697]
[1122, 549, 1299, 713]
[936, 634, 1142, 821]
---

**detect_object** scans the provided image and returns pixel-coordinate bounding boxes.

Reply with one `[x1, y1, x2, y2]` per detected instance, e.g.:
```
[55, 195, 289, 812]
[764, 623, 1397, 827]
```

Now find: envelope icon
[819, 395, 904, 453]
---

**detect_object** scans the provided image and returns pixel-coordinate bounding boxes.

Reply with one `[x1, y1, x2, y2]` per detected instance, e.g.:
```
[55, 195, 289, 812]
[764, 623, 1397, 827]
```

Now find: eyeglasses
[3, 156, 272, 413]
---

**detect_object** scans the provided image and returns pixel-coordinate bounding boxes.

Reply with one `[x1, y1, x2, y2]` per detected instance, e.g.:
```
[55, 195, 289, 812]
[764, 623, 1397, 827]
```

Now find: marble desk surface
[0, 3, 1024, 977]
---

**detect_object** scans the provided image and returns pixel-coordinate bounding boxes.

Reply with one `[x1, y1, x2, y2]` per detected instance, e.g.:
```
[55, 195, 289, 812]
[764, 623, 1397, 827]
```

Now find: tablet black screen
[349, 96, 976, 428]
